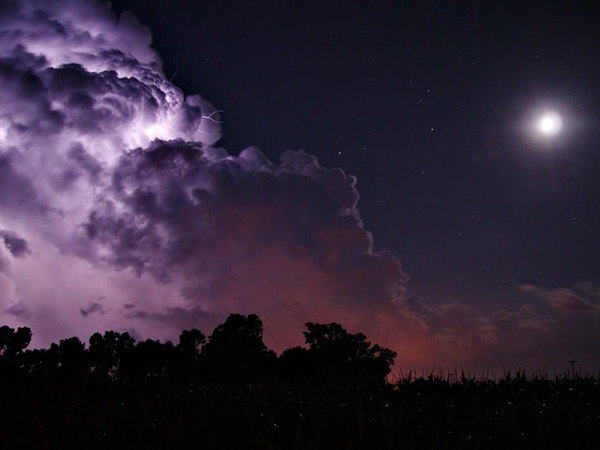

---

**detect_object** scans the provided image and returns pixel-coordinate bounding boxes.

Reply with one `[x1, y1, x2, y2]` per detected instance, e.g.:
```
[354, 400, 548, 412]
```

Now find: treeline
[2, 315, 600, 449]
[0, 313, 396, 384]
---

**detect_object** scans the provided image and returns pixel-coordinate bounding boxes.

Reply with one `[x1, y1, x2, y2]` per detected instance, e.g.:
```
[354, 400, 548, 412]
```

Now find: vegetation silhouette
[0, 325, 31, 358]
[0, 314, 598, 449]
[88, 330, 136, 379]
[202, 313, 276, 382]
[280, 322, 397, 382]
[1, 314, 395, 383]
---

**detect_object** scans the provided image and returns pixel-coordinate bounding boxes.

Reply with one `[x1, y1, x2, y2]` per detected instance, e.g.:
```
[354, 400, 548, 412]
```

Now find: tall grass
[0, 369, 598, 449]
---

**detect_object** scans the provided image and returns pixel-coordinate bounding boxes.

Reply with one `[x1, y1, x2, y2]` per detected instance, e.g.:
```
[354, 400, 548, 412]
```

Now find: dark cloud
[0, 230, 30, 257]
[5, 302, 30, 319]
[80, 301, 105, 318]
[0, 153, 41, 212]
[131, 306, 214, 332]
[77, 140, 413, 352]
[67, 144, 103, 180]
[84, 141, 381, 285]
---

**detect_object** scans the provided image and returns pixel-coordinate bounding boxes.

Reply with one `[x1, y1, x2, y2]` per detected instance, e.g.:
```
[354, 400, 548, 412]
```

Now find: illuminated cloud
[0, 0, 219, 343]
[0, 0, 412, 351]
[520, 283, 600, 313]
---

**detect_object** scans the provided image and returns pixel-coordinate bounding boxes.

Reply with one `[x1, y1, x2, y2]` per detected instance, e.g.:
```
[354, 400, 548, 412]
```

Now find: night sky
[0, 0, 599, 372]
[110, 0, 600, 307]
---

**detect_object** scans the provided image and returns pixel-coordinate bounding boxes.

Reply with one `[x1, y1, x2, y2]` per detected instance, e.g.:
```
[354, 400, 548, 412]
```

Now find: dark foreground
[1, 372, 599, 450]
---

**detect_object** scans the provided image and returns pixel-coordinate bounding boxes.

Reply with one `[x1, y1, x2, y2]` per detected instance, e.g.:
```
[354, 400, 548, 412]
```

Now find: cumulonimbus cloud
[0, 0, 597, 372]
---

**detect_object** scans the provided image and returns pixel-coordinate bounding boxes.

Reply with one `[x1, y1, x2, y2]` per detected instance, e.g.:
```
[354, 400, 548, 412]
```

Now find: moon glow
[537, 111, 563, 136]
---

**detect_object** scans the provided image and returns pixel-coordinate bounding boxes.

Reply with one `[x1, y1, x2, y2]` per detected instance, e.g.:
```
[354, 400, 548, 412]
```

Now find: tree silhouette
[89, 330, 135, 379]
[202, 313, 275, 381]
[278, 345, 312, 379]
[177, 328, 206, 355]
[174, 328, 206, 379]
[282, 322, 397, 382]
[0, 325, 31, 358]
[126, 338, 175, 380]
[47, 337, 88, 375]
[0, 315, 396, 384]
[0, 325, 31, 373]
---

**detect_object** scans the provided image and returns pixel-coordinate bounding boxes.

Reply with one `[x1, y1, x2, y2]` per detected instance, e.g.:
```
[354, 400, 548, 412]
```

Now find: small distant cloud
[80, 301, 105, 318]
[6, 302, 30, 319]
[520, 283, 600, 313]
[518, 284, 537, 293]
[0, 230, 30, 257]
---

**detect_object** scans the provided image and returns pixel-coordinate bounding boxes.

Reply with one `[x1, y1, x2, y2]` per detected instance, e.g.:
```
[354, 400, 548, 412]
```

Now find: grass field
[1, 371, 598, 450]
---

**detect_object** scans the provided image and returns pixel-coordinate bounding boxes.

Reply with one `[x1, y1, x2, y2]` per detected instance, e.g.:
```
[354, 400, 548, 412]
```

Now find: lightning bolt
[202, 110, 224, 124]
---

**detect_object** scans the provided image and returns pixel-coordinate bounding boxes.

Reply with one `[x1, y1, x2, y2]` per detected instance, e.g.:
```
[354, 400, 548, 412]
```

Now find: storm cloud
[0, 0, 597, 372]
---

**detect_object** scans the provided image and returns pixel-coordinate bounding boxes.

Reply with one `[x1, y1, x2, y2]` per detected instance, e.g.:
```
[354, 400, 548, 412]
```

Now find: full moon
[537, 111, 563, 136]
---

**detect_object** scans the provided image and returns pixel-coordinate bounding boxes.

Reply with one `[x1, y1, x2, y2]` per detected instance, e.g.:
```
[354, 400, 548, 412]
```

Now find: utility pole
[567, 360, 577, 378]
